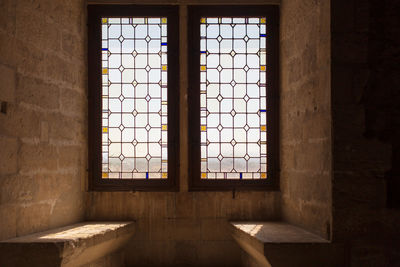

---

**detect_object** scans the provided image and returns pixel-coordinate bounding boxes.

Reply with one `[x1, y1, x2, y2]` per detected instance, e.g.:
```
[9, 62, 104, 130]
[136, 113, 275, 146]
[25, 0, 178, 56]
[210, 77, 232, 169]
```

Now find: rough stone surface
[231, 222, 330, 243]
[280, 0, 332, 239]
[1, 0, 399, 266]
[85, 4, 281, 266]
[230, 222, 343, 267]
[331, 0, 400, 265]
[86, 191, 281, 266]
[0, 0, 87, 241]
[0, 222, 135, 267]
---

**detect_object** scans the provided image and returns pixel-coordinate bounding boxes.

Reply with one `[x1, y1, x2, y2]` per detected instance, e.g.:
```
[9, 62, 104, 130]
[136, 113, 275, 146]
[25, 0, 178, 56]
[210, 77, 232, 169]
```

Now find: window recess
[188, 5, 279, 190]
[88, 5, 179, 191]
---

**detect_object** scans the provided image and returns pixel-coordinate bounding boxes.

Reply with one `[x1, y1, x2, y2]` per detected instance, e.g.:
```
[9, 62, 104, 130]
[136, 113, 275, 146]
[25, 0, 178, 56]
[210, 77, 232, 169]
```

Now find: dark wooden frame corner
[187, 5, 280, 191]
[88, 5, 180, 191]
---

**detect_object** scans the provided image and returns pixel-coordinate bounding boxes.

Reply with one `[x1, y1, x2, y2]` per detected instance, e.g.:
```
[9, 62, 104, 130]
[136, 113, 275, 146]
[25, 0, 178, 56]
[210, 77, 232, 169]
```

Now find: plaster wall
[0, 0, 87, 240]
[279, 0, 332, 239]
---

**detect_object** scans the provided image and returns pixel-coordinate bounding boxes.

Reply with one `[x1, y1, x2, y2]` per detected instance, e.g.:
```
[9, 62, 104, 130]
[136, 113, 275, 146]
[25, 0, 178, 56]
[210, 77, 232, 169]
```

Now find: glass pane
[101, 17, 168, 180]
[200, 17, 267, 180]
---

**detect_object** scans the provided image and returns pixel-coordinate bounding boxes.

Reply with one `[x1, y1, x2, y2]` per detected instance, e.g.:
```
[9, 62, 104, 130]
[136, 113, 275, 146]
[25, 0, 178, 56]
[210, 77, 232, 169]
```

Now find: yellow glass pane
[201, 125, 206, 131]
[260, 65, 266, 71]
[102, 172, 108, 178]
[102, 68, 108, 74]
[261, 173, 267, 179]
[260, 125, 266, 132]
[201, 173, 207, 179]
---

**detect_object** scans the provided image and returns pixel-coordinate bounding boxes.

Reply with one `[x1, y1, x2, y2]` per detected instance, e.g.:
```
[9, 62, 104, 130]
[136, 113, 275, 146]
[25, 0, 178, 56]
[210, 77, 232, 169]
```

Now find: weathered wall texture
[85, 3, 281, 266]
[331, 0, 400, 265]
[0, 0, 87, 240]
[86, 192, 280, 266]
[279, 0, 332, 238]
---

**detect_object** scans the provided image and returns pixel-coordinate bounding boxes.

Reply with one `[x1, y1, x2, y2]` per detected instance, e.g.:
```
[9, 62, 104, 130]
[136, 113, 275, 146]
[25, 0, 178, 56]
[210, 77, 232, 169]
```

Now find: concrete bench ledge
[0, 221, 135, 267]
[230, 222, 342, 267]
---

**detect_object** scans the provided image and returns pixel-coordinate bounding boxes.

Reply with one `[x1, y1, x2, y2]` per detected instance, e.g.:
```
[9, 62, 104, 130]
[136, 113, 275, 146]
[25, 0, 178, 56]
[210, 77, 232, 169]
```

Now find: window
[88, 5, 278, 191]
[88, 5, 179, 191]
[188, 6, 279, 190]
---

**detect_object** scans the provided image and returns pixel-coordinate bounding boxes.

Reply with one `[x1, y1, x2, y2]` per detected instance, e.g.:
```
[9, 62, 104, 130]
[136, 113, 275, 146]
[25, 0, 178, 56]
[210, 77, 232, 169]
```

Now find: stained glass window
[199, 17, 267, 180]
[101, 17, 168, 179]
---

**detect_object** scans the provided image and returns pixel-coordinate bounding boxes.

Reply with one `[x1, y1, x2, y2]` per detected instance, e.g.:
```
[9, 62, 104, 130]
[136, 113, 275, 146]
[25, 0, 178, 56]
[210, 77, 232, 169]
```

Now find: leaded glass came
[101, 17, 168, 179]
[200, 17, 267, 180]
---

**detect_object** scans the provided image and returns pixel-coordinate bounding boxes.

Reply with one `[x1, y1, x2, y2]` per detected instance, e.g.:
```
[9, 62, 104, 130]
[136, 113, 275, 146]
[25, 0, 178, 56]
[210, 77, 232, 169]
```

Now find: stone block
[49, 189, 85, 229]
[0, 135, 18, 175]
[0, 0, 16, 35]
[60, 88, 87, 118]
[151, 218, 176, 241]
[0, 64, 16, 103]
[146, 192, 170, 219]
[16, 202, 51, 236]
[174, 240, 198, 266]
[16, 74, 60, 110]
[0, 204, 17, 241]
[19, 142, 58, 173]
[44, 54, 78, 86]
[0, 221, 135, 267]
[61, 30, 85, 60]
[332, 33, 368, 64]
[194, 192, 218, 218]
[231, 222, 340, 267]
[354, 0, 370, 33]
[173, 218, 201, 241]
[331, 0, 355, 33]
[57, 145, 84, 169]
[15, 7, 60, 53]
[0, 32, 17, 67]
[81, 250, 124, 267]
[0, 174, 35, 205]
[196, 240, 242, 266]
[175, 192, 195, 218]
[47, 112, 84, 141]
[126, 240, 175, 266]
[301, 44, 318, 77]
[40, 121, 49, 143]
[287, 57, 302, 83]
[200, 218, 231, 241]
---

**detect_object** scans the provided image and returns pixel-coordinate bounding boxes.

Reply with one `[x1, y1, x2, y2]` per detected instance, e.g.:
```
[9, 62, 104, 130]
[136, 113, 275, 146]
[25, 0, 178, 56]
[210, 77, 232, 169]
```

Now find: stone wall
[279, 0, 332, 239]
[331, 0, 400, 265]
[86, 192, 280, 266]
[85, 4, 281, 266]
[0, 0, 87, 240]
[3, 0, 400, 266]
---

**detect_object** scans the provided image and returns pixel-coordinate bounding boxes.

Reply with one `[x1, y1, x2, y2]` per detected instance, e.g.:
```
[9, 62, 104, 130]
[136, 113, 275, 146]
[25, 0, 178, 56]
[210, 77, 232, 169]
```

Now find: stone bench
[0, 221, 135, 267]
[230, 221, 343, 267]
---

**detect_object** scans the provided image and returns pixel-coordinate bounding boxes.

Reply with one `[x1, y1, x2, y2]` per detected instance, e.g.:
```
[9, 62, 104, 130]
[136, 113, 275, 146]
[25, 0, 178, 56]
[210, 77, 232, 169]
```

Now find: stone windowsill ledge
[0, 221, 135, 267]
[230, 221, 343, 267]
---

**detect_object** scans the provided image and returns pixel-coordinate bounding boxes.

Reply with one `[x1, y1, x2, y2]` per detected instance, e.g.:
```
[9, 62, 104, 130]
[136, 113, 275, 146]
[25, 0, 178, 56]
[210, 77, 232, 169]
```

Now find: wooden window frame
[88, 5, 180, 191]
[187, 5, 279, 191]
